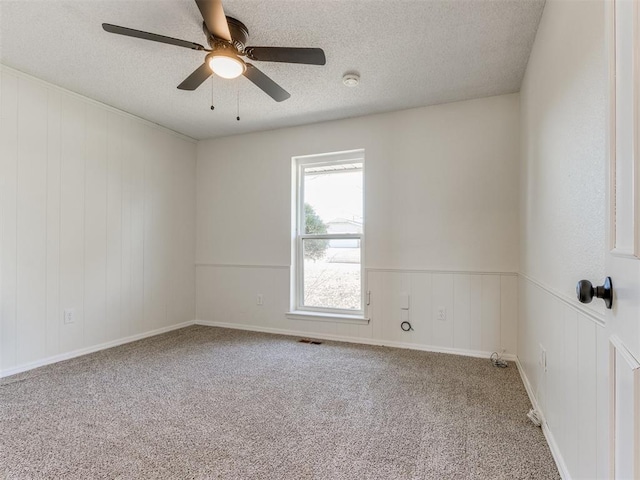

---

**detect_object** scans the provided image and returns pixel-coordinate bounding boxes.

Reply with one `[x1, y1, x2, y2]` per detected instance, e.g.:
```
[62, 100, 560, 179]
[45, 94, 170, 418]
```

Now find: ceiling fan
[102, 0, 326, 102]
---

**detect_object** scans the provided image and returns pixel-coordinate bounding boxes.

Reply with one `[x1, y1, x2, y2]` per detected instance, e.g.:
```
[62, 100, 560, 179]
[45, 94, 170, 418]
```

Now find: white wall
[196, 94, 520, 356]
[518, 0, 609, 477]
[0, 66, 197, 376]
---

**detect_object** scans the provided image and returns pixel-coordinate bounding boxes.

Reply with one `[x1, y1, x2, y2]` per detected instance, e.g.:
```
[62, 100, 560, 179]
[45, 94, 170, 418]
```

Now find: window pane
[304, 163, 363, 235]
[303, 239, 361, 310]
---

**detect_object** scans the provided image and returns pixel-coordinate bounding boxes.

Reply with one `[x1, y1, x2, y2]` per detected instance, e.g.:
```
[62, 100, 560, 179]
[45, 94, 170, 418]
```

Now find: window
[291, 150, 365, 319]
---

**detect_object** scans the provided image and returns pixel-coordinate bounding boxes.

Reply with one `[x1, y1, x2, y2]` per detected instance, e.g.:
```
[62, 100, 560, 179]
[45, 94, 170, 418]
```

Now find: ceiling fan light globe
[208, 53, 245, 79]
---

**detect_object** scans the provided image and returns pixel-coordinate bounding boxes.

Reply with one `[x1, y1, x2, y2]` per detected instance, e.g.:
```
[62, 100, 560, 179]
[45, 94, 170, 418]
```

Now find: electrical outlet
[63, 308, 75, 325]
[539, 344, 547, 372]
[437, 307, 446, 321]
[256, 294, 264, 306]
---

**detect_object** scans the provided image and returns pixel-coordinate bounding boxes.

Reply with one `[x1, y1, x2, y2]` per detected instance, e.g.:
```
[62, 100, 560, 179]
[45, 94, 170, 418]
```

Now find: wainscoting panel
[518, 275, 608, 479]
[196, 265, 517, 357]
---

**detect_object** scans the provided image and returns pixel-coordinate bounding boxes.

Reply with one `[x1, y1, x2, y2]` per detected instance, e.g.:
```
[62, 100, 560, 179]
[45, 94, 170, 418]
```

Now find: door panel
[609, 337, 640, 478]
[607, 0, 640, 477]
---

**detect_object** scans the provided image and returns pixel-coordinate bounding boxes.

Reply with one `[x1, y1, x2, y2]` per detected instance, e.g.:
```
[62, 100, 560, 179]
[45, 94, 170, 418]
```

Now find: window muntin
[294, 152, 364, 315]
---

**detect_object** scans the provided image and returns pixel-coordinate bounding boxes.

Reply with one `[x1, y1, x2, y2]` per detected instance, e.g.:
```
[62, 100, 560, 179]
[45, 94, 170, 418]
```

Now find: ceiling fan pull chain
[236, 83, 240, 121]
[210, 77, 215, 111]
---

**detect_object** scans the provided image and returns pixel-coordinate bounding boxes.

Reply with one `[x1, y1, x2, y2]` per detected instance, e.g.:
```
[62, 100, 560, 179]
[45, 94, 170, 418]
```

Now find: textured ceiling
[0, 0, 545, 140]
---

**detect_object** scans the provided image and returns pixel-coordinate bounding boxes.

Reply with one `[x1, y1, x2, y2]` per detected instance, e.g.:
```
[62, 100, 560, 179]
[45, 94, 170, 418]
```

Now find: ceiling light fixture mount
[342, 73, 360, 87]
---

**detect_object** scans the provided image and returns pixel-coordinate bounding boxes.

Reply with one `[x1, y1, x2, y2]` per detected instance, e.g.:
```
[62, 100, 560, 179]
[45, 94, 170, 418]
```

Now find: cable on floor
[527, 408, 543, 427]
[490, 351, 508, 368]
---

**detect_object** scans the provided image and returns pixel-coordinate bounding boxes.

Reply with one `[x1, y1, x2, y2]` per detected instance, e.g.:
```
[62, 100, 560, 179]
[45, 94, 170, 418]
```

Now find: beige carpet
[1, 326, 559, 479]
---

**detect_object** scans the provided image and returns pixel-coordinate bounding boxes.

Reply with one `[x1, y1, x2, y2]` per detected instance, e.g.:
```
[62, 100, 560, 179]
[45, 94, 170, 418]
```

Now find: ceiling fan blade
[195, 0, 232, 42]
[245, 47, 326, 65]
[177, 63, 212, 90]
[243, 64, 290, 102]
[102, 23, 205, 50]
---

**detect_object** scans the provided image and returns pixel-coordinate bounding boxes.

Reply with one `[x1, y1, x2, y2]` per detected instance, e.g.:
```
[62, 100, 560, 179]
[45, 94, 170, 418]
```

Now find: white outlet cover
[437, 307, 446, 321]
[538, 344, 547, 371]
[63, 308, 75, 324]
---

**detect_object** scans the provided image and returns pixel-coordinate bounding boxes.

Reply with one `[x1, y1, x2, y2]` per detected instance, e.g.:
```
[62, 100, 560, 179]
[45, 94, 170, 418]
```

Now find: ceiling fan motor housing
[205, 16, 249, 52]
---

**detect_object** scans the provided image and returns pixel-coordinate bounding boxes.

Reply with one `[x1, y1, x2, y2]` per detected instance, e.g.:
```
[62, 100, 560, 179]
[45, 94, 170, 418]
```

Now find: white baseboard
[194, 320, 517, 361]
[514, 357, 570, 479]
[0, 321, 195, 379]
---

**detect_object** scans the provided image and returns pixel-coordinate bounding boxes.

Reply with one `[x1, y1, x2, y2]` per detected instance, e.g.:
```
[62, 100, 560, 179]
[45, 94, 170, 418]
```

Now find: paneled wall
[0, 66, 197, 376]
[518, 276, 608, 478]
[518, 0, 608, 477]
[367, 270, 516, 355]
[196, 266, 517, 356]
[196, 94, 520, 357]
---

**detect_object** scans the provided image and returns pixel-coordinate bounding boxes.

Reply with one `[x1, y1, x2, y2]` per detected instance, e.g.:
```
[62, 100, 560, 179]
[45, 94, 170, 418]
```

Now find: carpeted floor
[1, 326, 560, 479]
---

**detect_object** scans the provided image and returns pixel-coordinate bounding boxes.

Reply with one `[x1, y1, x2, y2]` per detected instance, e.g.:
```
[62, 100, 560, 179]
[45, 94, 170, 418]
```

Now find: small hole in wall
[298, 339, 323, 345]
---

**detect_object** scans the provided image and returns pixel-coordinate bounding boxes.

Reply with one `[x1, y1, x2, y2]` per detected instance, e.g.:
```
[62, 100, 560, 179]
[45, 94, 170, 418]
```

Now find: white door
[605, 0, 640, 477]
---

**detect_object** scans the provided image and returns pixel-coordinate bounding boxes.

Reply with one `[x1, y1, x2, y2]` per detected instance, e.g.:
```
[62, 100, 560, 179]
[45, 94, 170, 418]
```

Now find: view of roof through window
[304, 162, 363, 230]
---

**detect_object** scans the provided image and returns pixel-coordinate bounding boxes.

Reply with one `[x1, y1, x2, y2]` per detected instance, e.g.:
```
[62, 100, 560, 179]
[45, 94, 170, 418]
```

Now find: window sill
[286, 311, 370, 325]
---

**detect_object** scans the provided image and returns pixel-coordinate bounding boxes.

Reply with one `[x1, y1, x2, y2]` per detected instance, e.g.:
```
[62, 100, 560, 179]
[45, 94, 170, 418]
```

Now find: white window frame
[290, 149, 366, 319]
